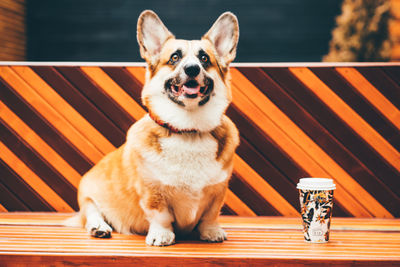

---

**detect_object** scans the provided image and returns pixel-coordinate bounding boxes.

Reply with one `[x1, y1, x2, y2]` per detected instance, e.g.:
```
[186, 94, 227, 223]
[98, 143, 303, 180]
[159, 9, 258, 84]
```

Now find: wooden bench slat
[1, 227, 400, 245]
[1, 255, 398, 267]
[0, 213, 399, 265]
[1, 213, 400, 230]
[1, 230, 399, 250]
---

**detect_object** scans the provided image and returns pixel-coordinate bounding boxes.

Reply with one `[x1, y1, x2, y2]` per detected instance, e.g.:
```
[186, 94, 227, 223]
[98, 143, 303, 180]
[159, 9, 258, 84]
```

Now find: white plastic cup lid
[297, 178, 336, 190]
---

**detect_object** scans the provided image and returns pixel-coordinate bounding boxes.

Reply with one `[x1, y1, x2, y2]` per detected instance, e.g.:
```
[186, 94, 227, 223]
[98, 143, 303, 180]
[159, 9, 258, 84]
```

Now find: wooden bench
[0, 213, 399, 266]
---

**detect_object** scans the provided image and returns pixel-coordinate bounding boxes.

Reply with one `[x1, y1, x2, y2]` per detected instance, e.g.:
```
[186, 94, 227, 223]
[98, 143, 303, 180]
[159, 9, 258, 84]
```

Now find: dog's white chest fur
[142, 134, 227, 191]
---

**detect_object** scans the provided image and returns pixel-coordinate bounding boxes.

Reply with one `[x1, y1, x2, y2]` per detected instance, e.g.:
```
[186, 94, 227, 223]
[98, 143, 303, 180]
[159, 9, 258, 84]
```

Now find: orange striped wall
[0, 63, 399, 218]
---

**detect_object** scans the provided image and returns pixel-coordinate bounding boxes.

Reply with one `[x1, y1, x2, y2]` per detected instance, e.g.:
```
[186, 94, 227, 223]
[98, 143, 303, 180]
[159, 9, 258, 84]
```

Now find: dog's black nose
[184, 64, 200, 77]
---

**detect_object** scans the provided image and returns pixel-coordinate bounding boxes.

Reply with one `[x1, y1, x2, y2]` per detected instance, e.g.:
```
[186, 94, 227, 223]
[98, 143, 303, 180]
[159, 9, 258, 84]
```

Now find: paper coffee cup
[297, 178, 336, 243]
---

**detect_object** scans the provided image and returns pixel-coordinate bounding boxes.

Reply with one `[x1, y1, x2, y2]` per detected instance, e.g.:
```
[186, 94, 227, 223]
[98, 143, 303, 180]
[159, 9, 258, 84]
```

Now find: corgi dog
[69, 10, 239, 246]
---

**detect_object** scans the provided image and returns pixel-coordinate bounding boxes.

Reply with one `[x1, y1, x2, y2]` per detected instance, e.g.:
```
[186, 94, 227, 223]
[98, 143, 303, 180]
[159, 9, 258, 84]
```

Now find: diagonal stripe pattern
[0, 64, 399, 218]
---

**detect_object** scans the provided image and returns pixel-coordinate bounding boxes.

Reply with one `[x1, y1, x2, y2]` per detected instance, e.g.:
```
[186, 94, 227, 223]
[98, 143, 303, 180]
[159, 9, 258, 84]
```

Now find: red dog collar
[148, 112, 198, 134]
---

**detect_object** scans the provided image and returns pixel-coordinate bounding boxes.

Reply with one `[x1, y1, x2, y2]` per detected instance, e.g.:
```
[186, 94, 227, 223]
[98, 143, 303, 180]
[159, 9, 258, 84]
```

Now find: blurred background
[0, 0, 399, 62]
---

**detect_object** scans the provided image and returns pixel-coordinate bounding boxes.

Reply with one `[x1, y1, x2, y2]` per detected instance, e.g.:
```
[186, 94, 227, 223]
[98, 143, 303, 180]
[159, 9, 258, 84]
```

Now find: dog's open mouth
[168, 79, 211, 99]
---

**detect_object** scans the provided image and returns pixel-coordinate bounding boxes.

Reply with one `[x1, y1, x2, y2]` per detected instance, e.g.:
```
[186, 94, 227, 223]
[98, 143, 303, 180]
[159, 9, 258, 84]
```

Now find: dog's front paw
[199, 225, 227, 242]
[87, 221, 112, 238]
[146, 228, 175, 246]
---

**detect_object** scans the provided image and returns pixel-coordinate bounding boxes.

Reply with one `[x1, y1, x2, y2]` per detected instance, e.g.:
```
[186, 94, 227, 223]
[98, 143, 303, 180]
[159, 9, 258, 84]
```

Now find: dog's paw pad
[146, 229, 175, 246]
[87, 222, 112, 238]
[90, 227, 111, 238]
[200, 226, 227, 243]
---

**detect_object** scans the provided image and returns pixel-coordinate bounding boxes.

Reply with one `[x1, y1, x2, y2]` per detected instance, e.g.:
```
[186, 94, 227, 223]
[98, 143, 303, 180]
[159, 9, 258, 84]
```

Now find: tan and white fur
[67, 10, 240, 246]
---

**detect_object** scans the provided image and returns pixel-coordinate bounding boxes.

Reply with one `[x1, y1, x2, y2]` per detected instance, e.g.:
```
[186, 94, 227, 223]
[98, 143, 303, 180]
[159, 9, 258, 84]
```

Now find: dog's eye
[200, 55, 209, 63]
[169, 53, 180, 64]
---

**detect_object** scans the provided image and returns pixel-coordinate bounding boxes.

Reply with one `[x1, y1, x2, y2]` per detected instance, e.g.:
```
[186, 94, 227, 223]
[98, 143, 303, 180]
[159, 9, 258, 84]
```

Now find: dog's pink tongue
[182, 85, 201, 95]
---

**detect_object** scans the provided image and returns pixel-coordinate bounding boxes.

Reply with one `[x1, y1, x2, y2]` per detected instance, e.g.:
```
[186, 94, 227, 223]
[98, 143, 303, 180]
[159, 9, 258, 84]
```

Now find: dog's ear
[137, 10, 174, 61]
[203, 12, 239, 65]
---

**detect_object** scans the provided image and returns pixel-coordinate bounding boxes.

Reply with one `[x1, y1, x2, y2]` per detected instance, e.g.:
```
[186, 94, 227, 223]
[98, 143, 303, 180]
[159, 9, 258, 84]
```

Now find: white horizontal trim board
[0, 61, 399, 67]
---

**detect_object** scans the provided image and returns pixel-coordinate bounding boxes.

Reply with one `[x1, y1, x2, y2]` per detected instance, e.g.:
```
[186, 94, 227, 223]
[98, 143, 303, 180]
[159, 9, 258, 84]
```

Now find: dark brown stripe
[31, 66, 126, 147]
[264, 67, 400, 195]
[0, 120, 78, 210]
[57, 66, 135, 134]
[238, 67, 400, 216]
[0, 181, 29, 211]
[357, 67, 400, 110]
[220, 204, 237, 216]
[101, 67, 146, 110]
[229, 173, 280, 216]
[0, 77, 93, 174]
[0, 160, 54, 211]
[313, 67, 400, 151]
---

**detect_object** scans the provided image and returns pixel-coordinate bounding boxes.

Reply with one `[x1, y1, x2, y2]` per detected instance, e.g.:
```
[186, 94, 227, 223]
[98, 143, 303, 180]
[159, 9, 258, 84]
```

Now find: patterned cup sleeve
[299, 189, 334, 242]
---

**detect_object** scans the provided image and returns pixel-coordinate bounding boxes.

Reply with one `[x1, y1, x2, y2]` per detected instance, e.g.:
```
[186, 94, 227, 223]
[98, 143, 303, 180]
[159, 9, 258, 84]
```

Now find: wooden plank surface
[0, 213, 399, 266]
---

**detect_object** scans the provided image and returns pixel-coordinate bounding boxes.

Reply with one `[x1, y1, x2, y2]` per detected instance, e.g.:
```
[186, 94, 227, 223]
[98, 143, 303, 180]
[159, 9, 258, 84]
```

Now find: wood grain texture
[312, 67, 400, 151]
[336, 67, 400, 131]
[225, 190, 256, 217]
[239, 67, 398, 217]
[0, 159, 53, 211]
[102, 67, 145, 109]
[32, 66, 126, 147]
[233, 155, 299, 216]
[0, 99, 81, 188]
[358, 67, 400, 109]
[12, 66, 115, 155]
[0, 64, 399, 218]
[80, 66, 146, 121]
[0, 0, 25, 61]
[231, 68, 372, 217]
[266, 67, 400, 216]
[289, 67, 400, 174]
[0, 121, 78, 210]
[0, 141, 72, 212]
[0, 183, 29, 211]
[0, 213, 399, 266]
[0, 76, 93, 175]
[56, 66, 135, 133]
[0, 67, 104, 165]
